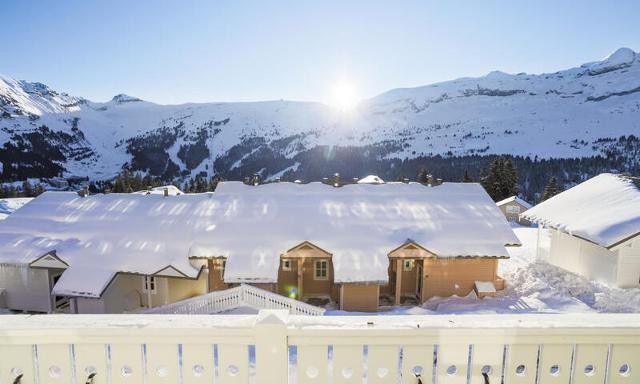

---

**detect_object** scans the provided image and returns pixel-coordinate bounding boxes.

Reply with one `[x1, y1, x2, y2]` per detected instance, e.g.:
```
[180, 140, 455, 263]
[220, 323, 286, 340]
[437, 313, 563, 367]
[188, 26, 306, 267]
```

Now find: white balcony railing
[0, 311, 639, 383]
[145, 284, 326, 316]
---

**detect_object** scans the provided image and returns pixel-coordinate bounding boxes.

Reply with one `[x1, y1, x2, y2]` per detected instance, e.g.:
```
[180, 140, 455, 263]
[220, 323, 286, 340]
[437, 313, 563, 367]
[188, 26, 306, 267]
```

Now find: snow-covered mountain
[1, 47, 639, 185]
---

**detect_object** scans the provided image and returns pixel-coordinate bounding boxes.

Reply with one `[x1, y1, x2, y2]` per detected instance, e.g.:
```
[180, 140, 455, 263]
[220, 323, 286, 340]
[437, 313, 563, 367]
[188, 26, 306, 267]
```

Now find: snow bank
[522, 173, 640, 248]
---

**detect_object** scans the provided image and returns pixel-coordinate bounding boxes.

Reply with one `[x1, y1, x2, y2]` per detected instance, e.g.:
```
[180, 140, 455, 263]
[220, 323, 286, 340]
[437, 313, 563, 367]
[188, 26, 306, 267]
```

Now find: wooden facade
[497, 196, 533, 226]
[277, 242, 338, 302]
[191, 241, 506, 312]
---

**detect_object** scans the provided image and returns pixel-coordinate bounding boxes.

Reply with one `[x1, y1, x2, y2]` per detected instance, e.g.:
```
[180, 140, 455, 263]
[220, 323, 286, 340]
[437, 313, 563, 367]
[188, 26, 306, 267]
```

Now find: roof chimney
[435, 178, 443, 186]
[426, 174, 434, 186]
[403, 177, 410, 184]
[163, 187, 169, 197]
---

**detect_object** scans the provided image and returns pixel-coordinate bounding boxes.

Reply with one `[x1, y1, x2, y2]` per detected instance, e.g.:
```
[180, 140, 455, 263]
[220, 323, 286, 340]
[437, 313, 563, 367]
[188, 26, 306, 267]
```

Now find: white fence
[145, 284, 326, 316]
[0, 311, 639, 384]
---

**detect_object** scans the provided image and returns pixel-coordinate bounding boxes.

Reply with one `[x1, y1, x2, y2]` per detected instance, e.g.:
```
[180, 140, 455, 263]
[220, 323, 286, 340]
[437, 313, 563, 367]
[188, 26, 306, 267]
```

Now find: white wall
[616, 238, 640, 288]
[75, 273, 207, 314]
[545, 229, 620, 286]
[0, 264, 52, 313]
[76, 274, 147, 314]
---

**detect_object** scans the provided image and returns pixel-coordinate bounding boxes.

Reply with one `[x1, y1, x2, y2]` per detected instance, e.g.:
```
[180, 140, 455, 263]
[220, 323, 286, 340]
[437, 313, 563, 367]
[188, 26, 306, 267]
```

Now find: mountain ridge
[1, 47, 639, 198]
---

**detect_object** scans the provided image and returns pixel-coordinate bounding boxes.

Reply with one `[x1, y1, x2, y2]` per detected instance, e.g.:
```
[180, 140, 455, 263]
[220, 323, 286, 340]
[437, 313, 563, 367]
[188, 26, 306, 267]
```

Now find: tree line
[0, 180, 46, 198]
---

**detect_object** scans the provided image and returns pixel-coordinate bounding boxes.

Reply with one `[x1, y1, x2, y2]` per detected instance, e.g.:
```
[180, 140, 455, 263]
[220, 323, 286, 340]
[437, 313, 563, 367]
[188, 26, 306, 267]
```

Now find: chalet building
[522, 174, 640, 288]
[496, 196, 533, 226]
[0, 178, 519, 313]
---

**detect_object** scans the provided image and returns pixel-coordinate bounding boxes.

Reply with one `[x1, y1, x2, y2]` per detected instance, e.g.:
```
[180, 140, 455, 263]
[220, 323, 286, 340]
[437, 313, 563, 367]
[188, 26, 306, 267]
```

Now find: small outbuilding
[522, 173, 640, 288]
[496, 196, 533, 226]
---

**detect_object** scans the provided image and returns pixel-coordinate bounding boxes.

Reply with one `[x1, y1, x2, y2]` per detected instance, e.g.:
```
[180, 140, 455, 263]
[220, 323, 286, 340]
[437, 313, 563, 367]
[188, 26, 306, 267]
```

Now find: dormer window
[314, 260, 328, 280]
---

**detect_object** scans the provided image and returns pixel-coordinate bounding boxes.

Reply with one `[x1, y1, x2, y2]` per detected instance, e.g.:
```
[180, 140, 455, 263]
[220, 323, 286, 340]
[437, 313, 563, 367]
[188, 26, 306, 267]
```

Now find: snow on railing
[145, 284, 326, 316]
[0, 311, 639, 384]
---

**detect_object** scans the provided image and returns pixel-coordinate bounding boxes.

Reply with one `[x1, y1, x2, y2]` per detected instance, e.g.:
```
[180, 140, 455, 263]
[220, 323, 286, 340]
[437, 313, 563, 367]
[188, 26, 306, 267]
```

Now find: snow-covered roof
[357, 175, 385, 184]
[496, 196, 533, 210]
[522, 174, 640, 248]
[0, 198, 33, 220]
[0, 181, 518, 296]
[0, 192, 207, 297]
[190, 181, 519, 284]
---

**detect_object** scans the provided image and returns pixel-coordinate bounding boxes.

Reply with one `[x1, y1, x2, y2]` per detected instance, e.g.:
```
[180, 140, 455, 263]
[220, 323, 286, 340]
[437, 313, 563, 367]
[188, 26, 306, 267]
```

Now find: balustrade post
[254, 310, 289, 383]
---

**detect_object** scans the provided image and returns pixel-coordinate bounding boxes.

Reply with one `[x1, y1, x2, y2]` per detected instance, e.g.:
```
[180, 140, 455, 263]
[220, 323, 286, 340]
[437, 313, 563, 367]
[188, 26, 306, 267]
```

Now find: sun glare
[329, 81, 358, 111]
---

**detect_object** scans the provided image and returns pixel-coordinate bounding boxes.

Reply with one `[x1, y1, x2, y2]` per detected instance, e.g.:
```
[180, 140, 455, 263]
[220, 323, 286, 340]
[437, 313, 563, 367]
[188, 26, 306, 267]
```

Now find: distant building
[523, 173, 640, 288]
[357, 175, 385, 184]
[496, 196, 533, 226]
[134, 185, 183, 196]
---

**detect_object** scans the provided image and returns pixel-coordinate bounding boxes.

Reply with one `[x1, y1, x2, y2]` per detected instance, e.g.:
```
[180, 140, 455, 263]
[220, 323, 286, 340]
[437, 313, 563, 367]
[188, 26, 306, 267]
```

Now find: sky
[2, 0, 640, 106]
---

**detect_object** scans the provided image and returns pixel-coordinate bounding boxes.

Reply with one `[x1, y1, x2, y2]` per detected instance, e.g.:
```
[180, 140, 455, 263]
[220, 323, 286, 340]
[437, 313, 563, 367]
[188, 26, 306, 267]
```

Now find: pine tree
[462, 169, 473, 183]
[21, 180, 33, 197]
[501, 158, 518, 198]
[480, 157, 518, 201]
[540, 176, 561, 202]
[33, 184, 46, 196]
[417, 167, 429, 183]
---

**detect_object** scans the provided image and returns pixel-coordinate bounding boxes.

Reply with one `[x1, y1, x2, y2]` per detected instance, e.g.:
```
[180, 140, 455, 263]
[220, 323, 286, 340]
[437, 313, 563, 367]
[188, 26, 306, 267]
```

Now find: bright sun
[329, 81, 358, 110]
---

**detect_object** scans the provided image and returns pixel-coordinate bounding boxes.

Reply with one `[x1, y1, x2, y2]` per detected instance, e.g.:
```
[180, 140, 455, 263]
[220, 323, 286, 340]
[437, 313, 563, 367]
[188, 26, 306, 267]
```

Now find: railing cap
[255, 309, 289, 326]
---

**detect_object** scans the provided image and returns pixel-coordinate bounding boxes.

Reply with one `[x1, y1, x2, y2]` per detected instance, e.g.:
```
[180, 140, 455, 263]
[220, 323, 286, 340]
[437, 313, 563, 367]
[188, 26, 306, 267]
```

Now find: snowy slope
[1, 48, 639, 182]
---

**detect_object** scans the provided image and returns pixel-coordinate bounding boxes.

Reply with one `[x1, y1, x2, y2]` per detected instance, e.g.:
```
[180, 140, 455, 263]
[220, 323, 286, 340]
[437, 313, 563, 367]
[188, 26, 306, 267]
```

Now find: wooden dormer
[388, 241, 437, 259]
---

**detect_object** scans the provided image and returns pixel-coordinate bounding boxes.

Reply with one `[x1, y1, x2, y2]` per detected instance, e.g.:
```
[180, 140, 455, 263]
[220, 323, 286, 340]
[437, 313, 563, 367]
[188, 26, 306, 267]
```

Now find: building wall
[421, 258, 499, 301]
[0, 264, 53, 313]
[301, 258, 334, 298]
[167, 273, 207, 303]
[207, 259, 228, 291]
[278, 243, 337, 301]
[76, 273, 207, 314]
[249, 283, 276, 292]
[340, 284, 379, 312]
[387, 258, 419, 296]
[616, 238, 640, 288]
[277, 258, 298, 297]
[546, 229, 619, 286]
[75, 297, 106, 314]
[498, 202, 532, 226]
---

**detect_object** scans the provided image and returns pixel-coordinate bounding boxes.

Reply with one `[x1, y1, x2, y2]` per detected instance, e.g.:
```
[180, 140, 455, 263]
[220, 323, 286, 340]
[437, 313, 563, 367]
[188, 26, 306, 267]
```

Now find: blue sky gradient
[3, 0, 639, 104]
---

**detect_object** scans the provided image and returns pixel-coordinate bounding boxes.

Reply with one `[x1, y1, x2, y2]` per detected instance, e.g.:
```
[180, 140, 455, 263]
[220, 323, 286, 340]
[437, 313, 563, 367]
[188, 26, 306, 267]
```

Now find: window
[403, 260, 414, 271]
[282, 259, 292, 271]
[143, 276, 157, 294]
[506, 205, 521, 214]
[314, 260, 328, 280]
